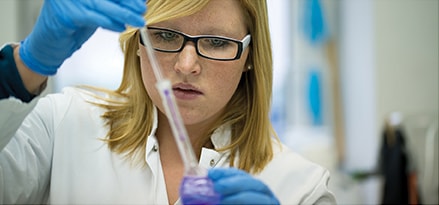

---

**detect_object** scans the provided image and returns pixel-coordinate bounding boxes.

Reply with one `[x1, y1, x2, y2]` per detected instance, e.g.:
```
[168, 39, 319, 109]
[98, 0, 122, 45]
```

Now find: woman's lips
[172, 83, 203, 100]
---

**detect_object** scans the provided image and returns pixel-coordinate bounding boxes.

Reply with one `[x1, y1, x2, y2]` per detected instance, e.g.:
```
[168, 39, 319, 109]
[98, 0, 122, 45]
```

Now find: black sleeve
[0, 44, 36, 103]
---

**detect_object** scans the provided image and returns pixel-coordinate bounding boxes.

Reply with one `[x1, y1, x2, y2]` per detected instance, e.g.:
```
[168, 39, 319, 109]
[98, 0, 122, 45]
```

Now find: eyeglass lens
[147, 28, 240, 60]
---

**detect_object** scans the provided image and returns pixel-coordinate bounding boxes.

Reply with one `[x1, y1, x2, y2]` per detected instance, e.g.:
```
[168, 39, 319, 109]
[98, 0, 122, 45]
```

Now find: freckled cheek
[141, 52, 176, 78]
[139, 53, 172, 90]
[140, 59, 162, 106]
[212, 70, 243, 101]
[140, 57, 155, 87]
[141, 69, 154, 93]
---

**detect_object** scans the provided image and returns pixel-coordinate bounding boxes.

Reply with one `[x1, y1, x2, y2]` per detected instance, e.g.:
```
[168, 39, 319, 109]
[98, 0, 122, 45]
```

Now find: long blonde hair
[99, 0, 276, 174]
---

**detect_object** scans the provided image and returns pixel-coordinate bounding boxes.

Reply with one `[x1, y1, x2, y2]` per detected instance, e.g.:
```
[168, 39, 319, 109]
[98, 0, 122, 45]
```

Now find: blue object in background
[302, 0, 326, 126]
[270, 89, 286, 137]
[307, 69, 323, 126]
[301, 0, 328, 45]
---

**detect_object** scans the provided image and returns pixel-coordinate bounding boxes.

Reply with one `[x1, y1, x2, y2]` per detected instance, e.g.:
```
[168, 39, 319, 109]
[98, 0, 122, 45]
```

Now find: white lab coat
[0, 87, 336, 204]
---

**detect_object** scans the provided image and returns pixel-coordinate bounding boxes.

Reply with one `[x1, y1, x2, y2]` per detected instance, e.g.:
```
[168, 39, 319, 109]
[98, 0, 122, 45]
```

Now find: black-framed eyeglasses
[139, 27, 251, 61]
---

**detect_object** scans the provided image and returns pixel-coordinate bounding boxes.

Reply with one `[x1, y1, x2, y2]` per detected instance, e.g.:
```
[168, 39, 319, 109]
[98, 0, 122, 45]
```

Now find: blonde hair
[99, 0, 276, 174]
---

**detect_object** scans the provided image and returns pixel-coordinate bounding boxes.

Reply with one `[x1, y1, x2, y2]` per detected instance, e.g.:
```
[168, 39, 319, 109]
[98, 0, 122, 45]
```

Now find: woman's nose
[174, 43, 201, 75]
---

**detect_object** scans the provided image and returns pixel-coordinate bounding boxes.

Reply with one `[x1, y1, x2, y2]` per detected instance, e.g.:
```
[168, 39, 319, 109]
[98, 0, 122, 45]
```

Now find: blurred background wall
[1, 0, 437, 204]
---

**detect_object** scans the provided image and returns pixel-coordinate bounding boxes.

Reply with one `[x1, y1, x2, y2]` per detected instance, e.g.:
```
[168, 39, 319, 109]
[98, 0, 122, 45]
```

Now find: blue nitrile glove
[208, 168, 280, 205]
[19, 0, 147, 75]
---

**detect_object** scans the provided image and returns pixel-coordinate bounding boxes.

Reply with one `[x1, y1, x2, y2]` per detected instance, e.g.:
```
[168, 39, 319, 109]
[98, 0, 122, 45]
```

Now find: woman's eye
[161, 32, 176, 39]
[209, 38, 228, 47]
[159, 31, 177, 41]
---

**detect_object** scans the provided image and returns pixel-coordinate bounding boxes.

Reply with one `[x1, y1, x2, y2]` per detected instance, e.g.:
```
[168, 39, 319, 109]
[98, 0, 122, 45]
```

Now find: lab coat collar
[145, 107, 232, 158]
[210, 124, 231, 150]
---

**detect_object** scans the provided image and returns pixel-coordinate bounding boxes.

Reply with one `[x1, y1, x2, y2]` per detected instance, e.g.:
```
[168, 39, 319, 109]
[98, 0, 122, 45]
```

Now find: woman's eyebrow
[158, 24, 243, 38]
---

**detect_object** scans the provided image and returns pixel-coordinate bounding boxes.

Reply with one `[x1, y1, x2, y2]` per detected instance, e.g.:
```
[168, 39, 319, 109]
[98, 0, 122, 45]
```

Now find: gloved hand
[19, 0, 147, 75]
[208, 168, 280, 204]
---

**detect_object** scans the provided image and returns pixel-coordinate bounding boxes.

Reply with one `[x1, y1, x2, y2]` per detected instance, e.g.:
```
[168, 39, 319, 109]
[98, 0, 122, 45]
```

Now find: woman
[0, 0, 336, 204]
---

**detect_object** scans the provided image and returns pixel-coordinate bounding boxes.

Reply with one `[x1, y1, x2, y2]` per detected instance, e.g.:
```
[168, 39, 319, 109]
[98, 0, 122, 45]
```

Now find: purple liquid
[180, 175, 220, 205]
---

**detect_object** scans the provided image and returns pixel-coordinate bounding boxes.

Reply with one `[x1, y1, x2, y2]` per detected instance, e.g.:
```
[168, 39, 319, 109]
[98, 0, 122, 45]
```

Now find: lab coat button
[153, 145, 158, 152]
[209, 159, 215, 167]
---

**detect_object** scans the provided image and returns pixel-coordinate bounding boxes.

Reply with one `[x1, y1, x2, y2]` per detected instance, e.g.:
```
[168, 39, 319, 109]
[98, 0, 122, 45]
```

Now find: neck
[156, 111, 213, 159]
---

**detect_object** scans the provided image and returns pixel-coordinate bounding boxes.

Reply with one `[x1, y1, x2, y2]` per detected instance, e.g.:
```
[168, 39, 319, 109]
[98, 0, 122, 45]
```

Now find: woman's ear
[242, 64, 252, 72]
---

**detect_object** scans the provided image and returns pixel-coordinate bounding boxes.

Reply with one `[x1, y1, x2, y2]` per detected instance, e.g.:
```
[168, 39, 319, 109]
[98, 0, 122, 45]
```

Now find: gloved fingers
[47, 1, 145, 32]
[111, 0, 147, 15]
[19, 0, 147, 75]
[208, 168, 275, 197]
[208, 167, 247, 180]
[71, 27, 101, 48]
[84, 1, 146, 31]
[213, 174, 274, 197]
[74, 9, 126, 33]
[221, 192, 279, 205]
